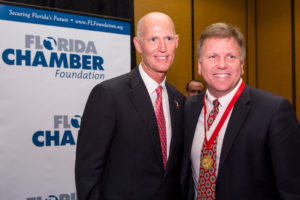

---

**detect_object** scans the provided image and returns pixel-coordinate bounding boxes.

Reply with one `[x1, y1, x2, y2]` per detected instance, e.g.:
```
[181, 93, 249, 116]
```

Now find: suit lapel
[165, 83, 182, 169]
[217, 85, 251, 175]
[166, 83, 177, 162]
[128, 68, 165, 172]
[186, 93, 205, 159]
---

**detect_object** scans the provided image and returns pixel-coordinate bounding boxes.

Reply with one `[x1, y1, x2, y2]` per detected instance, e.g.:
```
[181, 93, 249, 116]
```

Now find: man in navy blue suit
[75, 12, 185, 200]
[182, 22, 300, 200]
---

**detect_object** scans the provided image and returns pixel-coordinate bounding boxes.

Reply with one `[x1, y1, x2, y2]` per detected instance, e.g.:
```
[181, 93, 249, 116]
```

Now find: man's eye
[166, 37, 172, 41]
[151, 38, 156, 42]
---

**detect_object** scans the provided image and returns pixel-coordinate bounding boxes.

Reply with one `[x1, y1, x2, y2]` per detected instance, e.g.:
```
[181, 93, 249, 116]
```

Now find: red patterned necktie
[155, 86, 167, 169]
[197, 99, 219, 200]
[207, 100, 220, 130]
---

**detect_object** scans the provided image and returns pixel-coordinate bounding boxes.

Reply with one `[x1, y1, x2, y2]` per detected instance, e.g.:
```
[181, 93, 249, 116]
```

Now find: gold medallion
[201, 155, 213, 170]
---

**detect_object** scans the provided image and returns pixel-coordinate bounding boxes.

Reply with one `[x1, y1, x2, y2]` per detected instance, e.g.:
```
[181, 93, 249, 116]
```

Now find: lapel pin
[173, 100, 179, 110]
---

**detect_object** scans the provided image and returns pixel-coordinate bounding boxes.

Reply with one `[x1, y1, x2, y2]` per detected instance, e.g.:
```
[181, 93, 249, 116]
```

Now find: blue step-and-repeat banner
[0, 2, 131, 199]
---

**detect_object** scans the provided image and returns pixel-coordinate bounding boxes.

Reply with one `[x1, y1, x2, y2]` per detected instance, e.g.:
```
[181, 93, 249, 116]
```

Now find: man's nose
[218, 58, 227, 69]
[158, 40, 166, 52]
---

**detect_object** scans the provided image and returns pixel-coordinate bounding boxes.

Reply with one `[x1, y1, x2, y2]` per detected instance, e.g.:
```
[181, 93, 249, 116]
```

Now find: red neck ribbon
[203, 81, 245, 149]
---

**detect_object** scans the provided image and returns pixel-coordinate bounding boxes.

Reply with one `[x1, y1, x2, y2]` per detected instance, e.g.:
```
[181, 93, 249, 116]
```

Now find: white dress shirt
[139, 64, 171, 159]
[191, 79, 243, 196]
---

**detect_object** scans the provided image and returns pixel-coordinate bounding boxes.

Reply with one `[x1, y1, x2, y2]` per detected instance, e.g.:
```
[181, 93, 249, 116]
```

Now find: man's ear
[175, 34, 179, 48]
[133, 37, 142, 54]
[197, 60, 202, 76]
[240, 60, 244, 76]
[185, 91, 189, 98]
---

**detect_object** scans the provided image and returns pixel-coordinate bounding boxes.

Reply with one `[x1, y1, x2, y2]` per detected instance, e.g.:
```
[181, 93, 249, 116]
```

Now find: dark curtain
[5, 0, 136, 69]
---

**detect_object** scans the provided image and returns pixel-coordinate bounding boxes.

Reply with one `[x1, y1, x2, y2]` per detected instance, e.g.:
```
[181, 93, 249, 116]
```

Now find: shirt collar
[139, 63, 166, 94]
[206, 79, 243, 108]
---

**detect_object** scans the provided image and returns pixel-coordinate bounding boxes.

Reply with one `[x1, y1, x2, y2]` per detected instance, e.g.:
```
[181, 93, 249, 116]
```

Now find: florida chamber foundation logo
[1, 34, 105, 80]
[32, 115, 81, 147]
[27, 193, 76, 200]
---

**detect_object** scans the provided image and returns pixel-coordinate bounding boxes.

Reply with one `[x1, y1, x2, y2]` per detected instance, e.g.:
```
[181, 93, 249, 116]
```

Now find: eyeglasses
[189, 90, 202, 94]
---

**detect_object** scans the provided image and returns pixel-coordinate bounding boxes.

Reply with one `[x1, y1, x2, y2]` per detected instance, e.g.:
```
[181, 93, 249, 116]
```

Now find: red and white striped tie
[155, 86, 167, 169]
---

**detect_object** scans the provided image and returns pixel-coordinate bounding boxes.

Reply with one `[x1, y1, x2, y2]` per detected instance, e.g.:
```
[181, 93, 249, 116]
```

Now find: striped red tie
[155, 86, 167, 169]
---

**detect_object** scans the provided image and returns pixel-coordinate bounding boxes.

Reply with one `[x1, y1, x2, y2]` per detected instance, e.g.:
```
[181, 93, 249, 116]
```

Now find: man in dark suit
[75, 12, 185, 200]
[181, 22, 300, 200]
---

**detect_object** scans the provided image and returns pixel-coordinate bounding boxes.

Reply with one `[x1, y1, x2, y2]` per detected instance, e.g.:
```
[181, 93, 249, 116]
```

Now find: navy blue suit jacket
[182, 85, 300, 200]
[75, 67, 185, 200]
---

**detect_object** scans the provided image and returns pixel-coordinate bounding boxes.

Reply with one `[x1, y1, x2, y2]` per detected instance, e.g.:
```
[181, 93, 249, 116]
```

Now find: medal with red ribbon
[201, 81, 245, 167]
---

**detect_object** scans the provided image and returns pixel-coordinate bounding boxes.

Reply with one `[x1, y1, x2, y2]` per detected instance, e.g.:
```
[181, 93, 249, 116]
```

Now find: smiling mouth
[156, 56, 168, 60]
[214, 73, 230, 77]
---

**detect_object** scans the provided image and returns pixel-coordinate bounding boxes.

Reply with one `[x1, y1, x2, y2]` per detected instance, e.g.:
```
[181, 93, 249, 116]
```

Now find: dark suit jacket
[75, 67, 185, 200]
[181, 84, 300, 200]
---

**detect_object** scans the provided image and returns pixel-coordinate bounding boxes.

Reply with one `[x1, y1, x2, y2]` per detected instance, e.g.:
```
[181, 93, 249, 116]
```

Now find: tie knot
[156, 85, 163, 96]
[212, 99, 219, 108]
